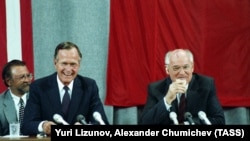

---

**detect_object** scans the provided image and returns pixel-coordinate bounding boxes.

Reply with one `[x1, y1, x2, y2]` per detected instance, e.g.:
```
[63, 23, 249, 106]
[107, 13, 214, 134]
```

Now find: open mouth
[63, 71, 72, 76]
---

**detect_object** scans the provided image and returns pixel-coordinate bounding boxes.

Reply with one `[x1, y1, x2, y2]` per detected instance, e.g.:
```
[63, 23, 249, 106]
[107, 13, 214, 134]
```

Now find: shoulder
[149, 79, 165, 86]
[74, 75, 98, 88]
[191, 73, 215, 87]
[194, 73, 214, 80]
[73, 75, 99, 92]
[30, 73, 57, 88]
[148, 78, 170, 91]
[150, 77, 170, 86]
[0, 90, 11, 105]
[34, 73, 56, 82]
[76, 75, 96, 83]
[0, 90, 9, 99]
[0, 93, 4, 101]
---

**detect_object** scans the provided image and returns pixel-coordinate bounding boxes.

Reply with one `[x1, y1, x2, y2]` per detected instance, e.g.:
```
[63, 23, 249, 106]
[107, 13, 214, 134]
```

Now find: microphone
[53, 113, 69, 125]
[77, 114, 88, 125]
[198, 111, 212, 125]
[93, 111, 105, 125]
[184, 112, 195, 125]
[169, 111, 179, 125]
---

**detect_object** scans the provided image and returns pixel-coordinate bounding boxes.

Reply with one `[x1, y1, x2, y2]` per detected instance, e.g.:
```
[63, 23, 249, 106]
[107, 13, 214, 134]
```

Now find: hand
[165, 79, 187, 104]
[42, 121, 56, 135]
[174, 79, 187, 93]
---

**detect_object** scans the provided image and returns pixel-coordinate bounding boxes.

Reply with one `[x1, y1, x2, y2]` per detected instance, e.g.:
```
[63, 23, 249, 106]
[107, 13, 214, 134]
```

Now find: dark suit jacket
[139, 73, 225, 125]
[22, 72, 109, 135]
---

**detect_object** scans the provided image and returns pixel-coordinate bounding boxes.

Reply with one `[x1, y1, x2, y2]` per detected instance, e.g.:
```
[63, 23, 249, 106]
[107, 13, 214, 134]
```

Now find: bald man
[139, 49, 225, 125]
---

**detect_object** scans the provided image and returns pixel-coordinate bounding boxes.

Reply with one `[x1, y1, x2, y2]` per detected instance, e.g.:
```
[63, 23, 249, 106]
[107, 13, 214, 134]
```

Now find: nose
[24, 75, 33, 81]
[178, 67, 186, 74]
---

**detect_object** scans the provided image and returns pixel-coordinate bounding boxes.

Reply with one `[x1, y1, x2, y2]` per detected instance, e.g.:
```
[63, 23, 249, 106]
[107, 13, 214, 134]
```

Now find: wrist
[165, 96, 171, 105]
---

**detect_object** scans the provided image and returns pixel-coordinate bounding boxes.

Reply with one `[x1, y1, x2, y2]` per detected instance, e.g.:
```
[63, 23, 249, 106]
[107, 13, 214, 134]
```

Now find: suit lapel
[186, 75, 199, 112]
[3, 91, 18, 123]
[66, 77, 84, 123]
[47, 74, 63, 115]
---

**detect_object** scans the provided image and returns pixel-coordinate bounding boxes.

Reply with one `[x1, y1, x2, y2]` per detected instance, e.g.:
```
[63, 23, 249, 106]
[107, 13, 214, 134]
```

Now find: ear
[6, 79, 11, 87]
[165, 65, 169, 74]
[54, 59, 57, 65]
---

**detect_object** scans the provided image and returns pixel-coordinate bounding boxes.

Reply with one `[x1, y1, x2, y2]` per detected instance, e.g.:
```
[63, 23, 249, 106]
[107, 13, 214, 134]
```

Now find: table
[0, 136, 50, 141]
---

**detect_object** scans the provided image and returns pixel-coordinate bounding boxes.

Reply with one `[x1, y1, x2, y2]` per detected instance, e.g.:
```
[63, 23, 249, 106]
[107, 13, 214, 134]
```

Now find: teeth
[63, 71, 72, 76]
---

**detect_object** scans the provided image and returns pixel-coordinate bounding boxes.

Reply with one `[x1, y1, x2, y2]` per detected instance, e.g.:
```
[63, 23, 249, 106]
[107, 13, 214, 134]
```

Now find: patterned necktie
[178, 94, 186, 123]
[19, 98, 24, 132]
[62, 86, 70, 116]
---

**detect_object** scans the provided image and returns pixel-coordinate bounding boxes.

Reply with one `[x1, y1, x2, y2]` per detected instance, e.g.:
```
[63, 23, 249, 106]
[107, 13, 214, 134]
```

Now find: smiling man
[22, 41, 109, 136]
[139, 49, 225, 125]
[0, 59, 32, 136]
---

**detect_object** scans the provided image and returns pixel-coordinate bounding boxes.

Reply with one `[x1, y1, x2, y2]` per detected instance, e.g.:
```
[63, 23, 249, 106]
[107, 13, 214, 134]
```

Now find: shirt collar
[9, 88, 27, 105]
[57, 75, 74, 91]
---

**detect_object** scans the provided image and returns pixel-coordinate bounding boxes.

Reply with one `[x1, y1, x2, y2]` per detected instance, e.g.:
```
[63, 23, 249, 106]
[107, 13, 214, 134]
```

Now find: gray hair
[165, 49, 194, 65]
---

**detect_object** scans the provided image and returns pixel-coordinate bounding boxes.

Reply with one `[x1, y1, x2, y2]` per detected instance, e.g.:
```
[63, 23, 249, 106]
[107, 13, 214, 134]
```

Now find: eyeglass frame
[13, 73, 33, 81]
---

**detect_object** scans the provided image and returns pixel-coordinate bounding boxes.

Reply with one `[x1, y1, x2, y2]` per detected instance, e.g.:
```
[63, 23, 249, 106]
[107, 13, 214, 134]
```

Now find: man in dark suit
[139, 49, 225, 125]
[0, 60, 32, 135]
[22, 41, 109, 136]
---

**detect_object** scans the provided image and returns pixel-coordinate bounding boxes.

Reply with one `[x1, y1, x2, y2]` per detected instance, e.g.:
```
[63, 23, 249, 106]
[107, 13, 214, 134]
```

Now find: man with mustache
[0, 60, 32, 135]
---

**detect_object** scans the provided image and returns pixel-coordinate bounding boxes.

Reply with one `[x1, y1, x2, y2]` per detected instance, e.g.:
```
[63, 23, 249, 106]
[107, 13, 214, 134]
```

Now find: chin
[63, 78, 74, 84]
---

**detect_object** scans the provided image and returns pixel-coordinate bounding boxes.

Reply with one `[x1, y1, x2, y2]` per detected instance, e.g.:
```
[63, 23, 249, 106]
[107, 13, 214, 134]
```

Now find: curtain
[0, 0, 34, 92]
[105, 0, 250, 107]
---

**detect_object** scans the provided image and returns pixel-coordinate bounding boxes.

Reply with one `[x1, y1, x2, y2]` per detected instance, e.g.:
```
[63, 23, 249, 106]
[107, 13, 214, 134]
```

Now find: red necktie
[178, 94, 186, 123]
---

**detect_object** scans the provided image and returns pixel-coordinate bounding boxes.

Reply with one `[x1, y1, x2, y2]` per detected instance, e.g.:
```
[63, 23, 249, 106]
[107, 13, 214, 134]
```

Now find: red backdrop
[105, 0, 250, 107]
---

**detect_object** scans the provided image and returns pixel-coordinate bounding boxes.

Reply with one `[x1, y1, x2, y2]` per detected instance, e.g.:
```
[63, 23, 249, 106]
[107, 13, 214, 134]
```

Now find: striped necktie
[19, 98, 24, 133]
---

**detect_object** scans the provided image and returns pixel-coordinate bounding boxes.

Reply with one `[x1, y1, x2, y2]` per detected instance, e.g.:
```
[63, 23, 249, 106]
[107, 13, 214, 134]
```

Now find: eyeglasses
[14, 73, 33, 81]
[170, 65, 192, 72]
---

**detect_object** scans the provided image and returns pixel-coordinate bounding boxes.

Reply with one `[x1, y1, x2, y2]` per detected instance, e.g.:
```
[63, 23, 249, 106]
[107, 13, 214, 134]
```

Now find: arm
[205, 79, 225, 125]
[85, 79, 109, 125]
[188, 75, 225, 125]
[139, 83, 172, 125]
[23, 80, 57, 135]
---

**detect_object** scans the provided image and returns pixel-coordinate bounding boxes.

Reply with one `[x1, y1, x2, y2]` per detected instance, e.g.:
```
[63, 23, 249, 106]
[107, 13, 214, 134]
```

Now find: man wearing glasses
[0, 59, 33, 135]
[139, 49, 225, 125]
